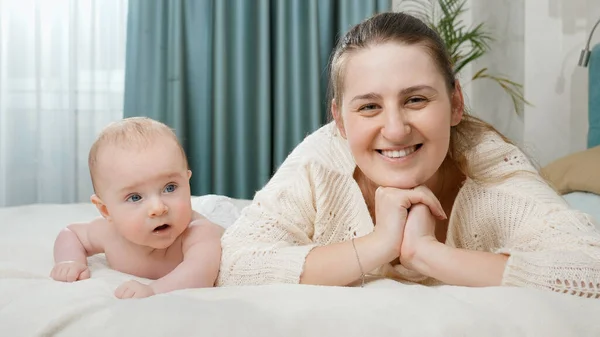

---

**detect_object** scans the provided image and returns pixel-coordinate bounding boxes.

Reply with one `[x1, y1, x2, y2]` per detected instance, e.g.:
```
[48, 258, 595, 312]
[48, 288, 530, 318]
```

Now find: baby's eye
[164, 184, 177, 193]
[126, 194, 142, 202]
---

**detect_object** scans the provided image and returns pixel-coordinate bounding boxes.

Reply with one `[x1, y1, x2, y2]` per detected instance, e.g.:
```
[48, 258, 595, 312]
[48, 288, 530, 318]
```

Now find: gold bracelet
[351, 238, 365, 287]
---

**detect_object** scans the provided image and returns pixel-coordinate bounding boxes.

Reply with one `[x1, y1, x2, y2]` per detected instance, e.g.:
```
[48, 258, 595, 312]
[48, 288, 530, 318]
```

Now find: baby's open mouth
[153, 224, 171, 233]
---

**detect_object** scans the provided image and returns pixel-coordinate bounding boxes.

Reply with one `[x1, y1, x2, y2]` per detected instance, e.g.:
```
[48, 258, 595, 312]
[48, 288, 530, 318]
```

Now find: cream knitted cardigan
[217, 122, 600, 297]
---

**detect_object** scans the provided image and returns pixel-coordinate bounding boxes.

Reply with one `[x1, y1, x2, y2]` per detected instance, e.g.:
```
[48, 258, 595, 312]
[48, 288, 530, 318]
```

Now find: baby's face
[94, 138, 192, 249]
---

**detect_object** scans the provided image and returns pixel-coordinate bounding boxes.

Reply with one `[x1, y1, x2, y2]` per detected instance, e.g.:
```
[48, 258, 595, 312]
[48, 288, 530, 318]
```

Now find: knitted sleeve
[450, 134, 600, 297]
[216, 157, 318, 286]
[454, 173, 600, 298]
[497, 193, 600, 298]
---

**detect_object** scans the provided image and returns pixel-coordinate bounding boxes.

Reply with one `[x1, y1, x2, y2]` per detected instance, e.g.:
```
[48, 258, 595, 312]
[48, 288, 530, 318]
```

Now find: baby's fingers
[115, 281, 136, 299]
[119, 288, 136, 299]
[65, 266, 81, 282]
[78, 268, 91, 280]
[51, 262, 88, 282]
[114, 285, 126, 299]
[60, 266, 72, 282]
[50, 266, 63, 281]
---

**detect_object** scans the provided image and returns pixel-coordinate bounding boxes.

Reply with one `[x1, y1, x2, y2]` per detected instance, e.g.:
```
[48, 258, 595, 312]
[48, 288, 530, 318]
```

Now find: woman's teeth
[380, 145, 418, 158]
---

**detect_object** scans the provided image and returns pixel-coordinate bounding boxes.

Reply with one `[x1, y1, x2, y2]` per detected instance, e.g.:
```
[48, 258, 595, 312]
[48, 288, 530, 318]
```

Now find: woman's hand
[398, 202, 508, 286]
[373, 185, 446, 262]
[399, 203, 439, 271]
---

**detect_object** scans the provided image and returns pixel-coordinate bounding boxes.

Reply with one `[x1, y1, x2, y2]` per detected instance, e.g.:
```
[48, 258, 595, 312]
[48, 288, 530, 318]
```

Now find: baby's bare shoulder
[66, 217, 114, 254]
[181, 218, 224, 251]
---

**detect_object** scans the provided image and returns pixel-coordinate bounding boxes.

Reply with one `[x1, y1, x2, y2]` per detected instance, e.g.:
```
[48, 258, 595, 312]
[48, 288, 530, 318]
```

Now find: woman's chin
[377, 179, 424, 190]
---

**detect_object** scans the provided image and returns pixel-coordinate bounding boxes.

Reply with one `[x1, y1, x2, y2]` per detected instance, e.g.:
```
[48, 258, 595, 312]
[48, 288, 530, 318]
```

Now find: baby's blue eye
[164, 184, 177, 193]
[126, 194, 142, 202]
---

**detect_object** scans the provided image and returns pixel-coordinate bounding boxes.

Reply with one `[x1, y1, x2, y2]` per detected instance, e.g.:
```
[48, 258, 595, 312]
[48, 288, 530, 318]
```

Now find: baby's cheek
[174, 201, 193, 220]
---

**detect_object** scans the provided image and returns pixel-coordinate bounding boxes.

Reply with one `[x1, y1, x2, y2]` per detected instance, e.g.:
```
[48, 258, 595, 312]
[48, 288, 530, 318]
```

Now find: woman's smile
[376, 143, 423, 163]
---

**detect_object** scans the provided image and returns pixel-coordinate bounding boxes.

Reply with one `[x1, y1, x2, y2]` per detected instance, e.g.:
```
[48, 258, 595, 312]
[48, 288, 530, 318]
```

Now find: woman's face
[332, 42, 463, 190]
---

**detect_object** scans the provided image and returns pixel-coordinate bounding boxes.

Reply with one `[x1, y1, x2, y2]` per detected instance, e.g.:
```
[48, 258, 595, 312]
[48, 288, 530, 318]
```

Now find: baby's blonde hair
[88, 117, 188, 193]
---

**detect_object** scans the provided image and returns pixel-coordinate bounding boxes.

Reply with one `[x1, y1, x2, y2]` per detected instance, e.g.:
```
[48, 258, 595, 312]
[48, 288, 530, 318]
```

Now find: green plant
[403, 0, 530, 115]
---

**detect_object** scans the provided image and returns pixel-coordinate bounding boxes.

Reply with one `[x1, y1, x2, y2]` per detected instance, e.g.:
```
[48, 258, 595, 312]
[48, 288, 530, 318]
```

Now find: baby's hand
[50, 261, 90, 282]
[115, 280, 155, 299]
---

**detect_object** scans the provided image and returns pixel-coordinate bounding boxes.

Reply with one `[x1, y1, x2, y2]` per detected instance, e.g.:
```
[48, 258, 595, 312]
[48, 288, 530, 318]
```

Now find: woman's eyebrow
[349, 85, 438, 104]
[349, 92, 381, 104]
[398, 85, 437, 96]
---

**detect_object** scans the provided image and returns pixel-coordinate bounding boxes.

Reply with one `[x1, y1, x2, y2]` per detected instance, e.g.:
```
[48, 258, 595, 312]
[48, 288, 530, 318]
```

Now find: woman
[217, 12, 600, 296]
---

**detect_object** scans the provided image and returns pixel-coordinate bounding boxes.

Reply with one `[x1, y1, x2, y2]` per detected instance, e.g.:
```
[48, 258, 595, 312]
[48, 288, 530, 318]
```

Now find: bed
[1, 193, 600, 337]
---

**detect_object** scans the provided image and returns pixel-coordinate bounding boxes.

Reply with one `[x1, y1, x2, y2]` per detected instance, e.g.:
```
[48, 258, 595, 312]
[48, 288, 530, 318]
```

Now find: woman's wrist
[369, 230, 401, 265]
[301, 231, 397, 286]
[400, 237, 445, 275]
[405, 238, 509, 287]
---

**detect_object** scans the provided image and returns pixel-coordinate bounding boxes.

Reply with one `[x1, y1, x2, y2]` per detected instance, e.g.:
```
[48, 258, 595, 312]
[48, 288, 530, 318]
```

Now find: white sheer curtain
[0, 0, 128, 207]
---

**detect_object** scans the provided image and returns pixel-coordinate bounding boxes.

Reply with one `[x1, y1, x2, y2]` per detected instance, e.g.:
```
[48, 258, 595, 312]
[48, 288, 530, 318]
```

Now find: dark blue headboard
[589, 43, 600, 148]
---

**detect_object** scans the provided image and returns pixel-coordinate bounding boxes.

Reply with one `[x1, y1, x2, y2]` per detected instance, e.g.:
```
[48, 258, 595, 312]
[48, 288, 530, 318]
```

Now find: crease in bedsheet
[33, 300, 110, 337]
[0, 279, 116, 337]
[429, 284, 600, 336]
[0, 269, 48, 279]
[363, 281, 519, 336]
[171, 282, 515, 336]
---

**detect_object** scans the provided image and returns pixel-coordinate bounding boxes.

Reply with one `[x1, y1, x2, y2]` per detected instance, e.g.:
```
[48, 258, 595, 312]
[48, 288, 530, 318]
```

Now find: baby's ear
[91, 194, 111, 221]
[187, 170, 192, 179]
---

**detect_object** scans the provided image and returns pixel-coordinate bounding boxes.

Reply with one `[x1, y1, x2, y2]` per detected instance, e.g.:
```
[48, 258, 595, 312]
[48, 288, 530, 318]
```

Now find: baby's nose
[148, 200, 168, 217]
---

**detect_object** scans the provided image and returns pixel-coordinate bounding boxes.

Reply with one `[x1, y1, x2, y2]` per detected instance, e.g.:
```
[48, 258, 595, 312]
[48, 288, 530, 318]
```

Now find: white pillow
[191, 194, 251, 229]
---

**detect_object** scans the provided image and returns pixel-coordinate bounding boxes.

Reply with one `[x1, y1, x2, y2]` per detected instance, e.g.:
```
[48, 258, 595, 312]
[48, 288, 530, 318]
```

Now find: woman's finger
[405, 186, 446, 219]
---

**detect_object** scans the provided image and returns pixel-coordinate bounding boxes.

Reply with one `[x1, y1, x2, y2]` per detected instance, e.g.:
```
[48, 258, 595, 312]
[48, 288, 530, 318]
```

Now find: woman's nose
[380, 110, 411, 142]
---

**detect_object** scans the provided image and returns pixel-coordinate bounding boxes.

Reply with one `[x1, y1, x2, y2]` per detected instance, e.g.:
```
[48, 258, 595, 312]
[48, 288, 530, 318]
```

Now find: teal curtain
[124, 0, 391, 199]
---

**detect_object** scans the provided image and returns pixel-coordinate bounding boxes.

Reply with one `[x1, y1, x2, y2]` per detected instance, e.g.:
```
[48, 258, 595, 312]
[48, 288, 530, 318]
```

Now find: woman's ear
[331, 99, 347, 138]
[91, 194, 111, 221]
[451, 81, 465, 126]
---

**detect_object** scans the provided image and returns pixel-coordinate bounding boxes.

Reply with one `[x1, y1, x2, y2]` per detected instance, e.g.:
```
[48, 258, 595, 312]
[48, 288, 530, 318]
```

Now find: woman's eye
[406, 97, 428, 106]
[164, 184, 177, 193]
[126, 194, 142, 202]
[359, 103, 379, 111]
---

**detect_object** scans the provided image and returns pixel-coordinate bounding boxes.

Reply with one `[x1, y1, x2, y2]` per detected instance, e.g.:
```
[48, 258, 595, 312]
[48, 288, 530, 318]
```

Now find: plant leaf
[398, 0, 529, 115]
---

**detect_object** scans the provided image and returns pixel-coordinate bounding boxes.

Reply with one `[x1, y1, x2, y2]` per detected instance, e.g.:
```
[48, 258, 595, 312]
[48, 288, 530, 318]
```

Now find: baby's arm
[151, 218, 224, 294]
[50, 217, 106, 282]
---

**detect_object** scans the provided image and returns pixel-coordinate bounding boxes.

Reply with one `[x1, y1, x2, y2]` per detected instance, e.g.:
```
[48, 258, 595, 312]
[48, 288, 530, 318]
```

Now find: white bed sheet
[1, 195, 600, 337]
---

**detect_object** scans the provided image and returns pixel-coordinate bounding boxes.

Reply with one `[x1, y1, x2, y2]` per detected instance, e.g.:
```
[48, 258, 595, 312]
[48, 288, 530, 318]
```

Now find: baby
[50, 117, 224, 299]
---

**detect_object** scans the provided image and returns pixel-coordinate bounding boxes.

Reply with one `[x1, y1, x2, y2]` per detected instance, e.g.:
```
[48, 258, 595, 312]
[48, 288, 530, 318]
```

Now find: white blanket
[1, 195, 599, 337]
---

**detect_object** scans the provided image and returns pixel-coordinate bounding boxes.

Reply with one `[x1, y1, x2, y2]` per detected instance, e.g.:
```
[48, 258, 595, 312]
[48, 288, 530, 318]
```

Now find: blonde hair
[328, 12, 520, 184]
[88, 117, 188, 193]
